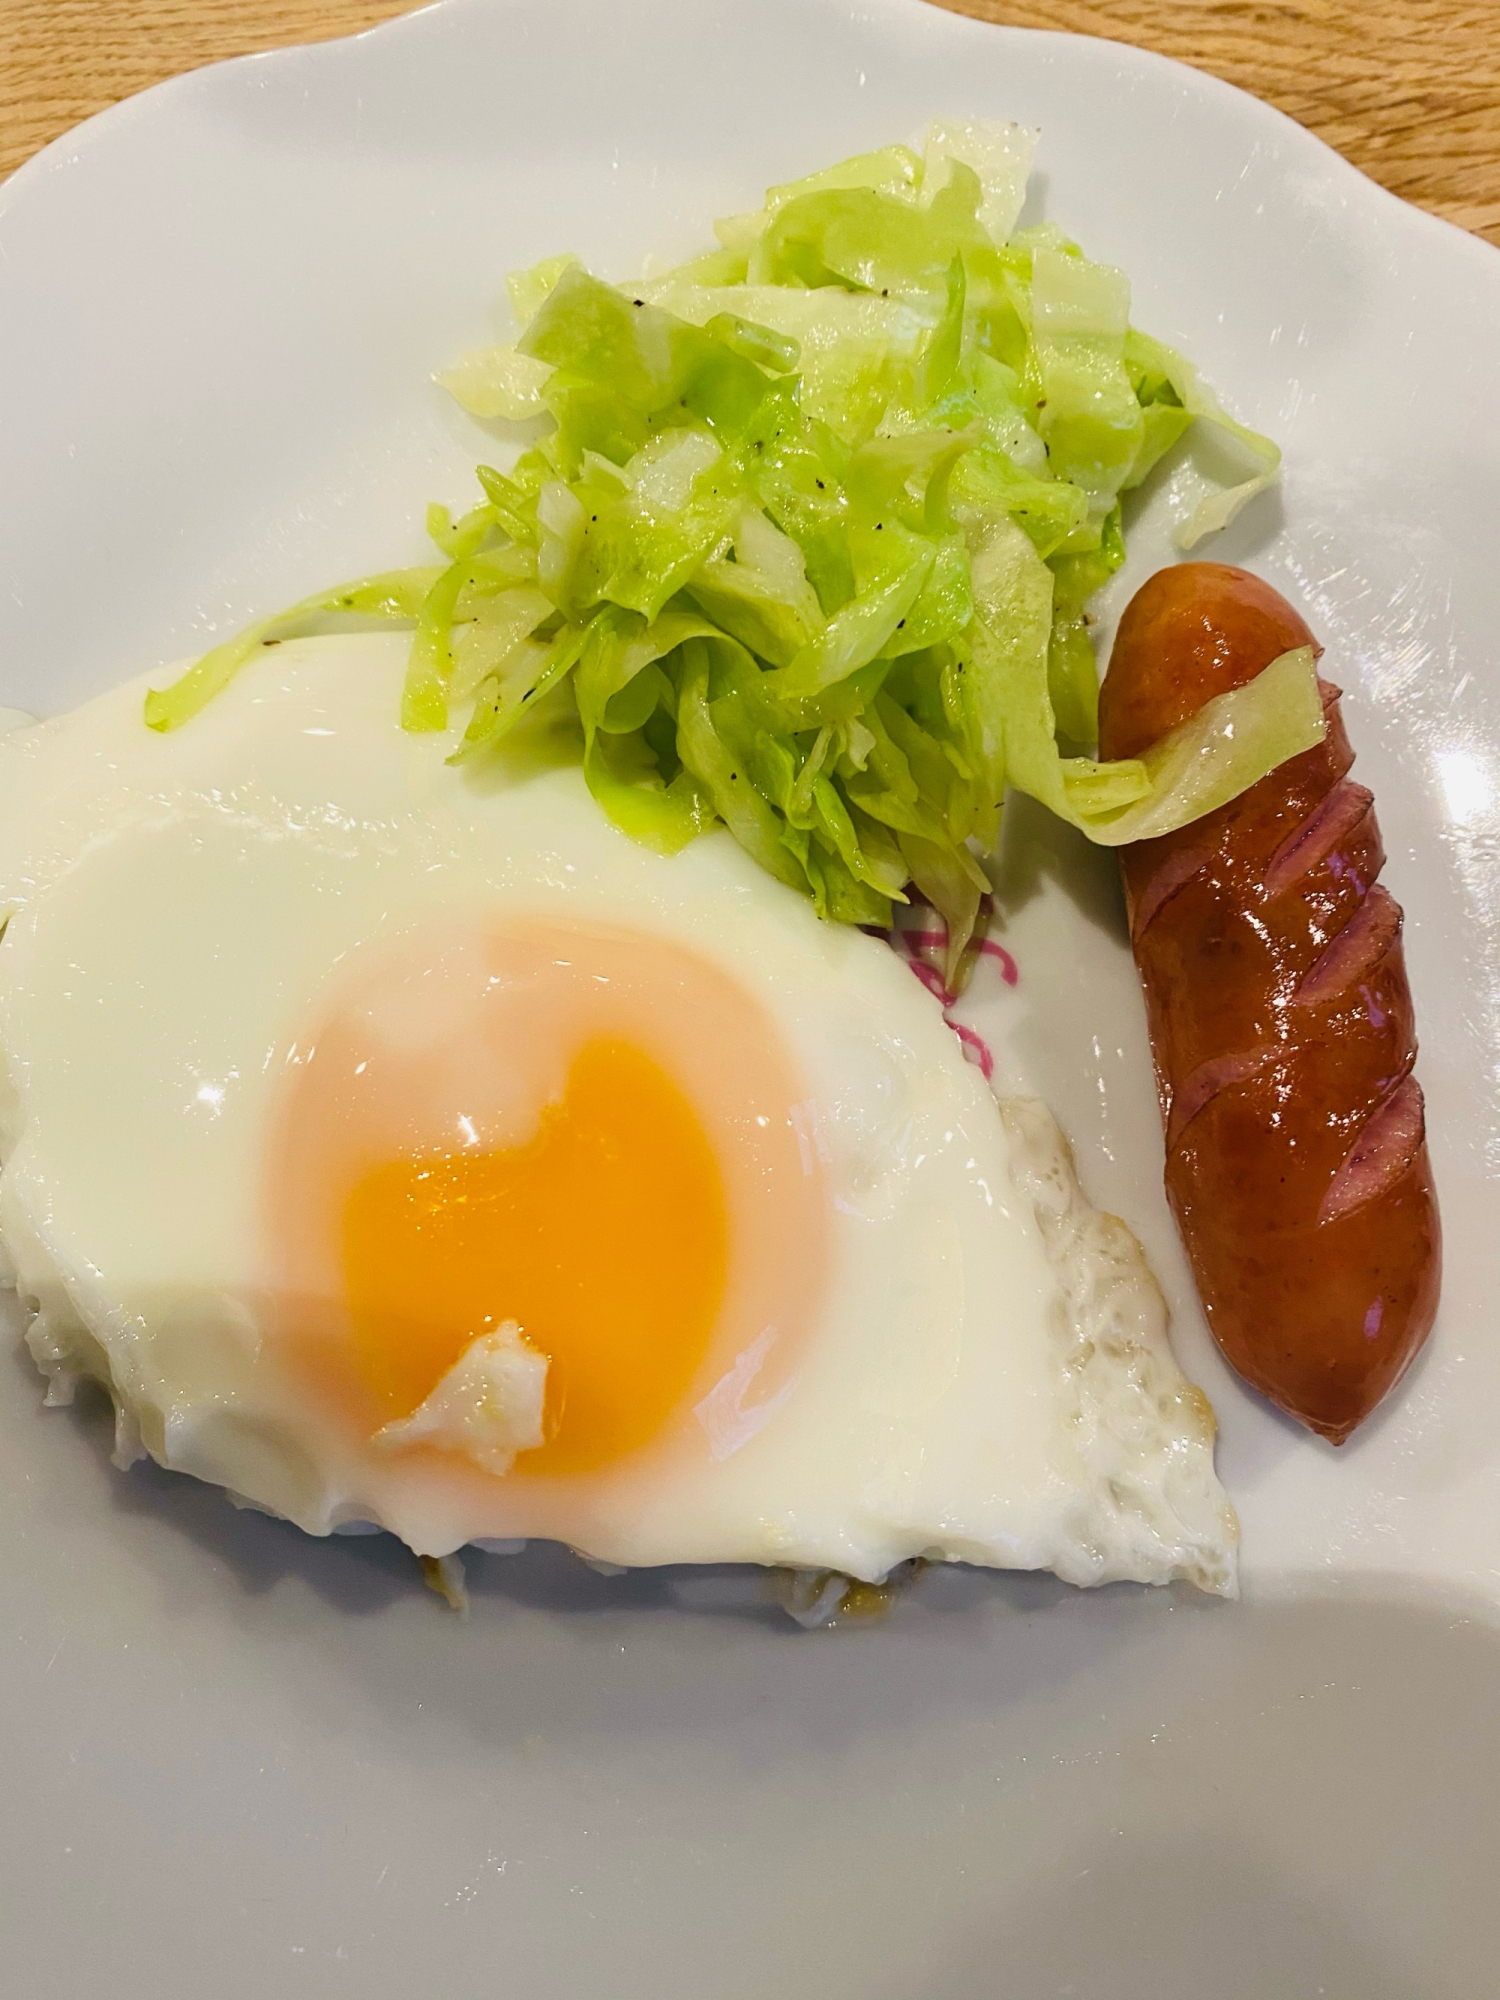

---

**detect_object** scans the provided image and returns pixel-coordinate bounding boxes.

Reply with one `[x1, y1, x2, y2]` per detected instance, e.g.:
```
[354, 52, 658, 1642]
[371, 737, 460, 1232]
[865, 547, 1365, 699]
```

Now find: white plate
[2, 2, 1497, 1994]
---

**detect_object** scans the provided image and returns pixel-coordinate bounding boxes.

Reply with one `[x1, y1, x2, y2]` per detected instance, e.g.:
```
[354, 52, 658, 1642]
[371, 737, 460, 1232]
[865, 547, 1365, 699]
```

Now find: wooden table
[2, 0, 1497, 248]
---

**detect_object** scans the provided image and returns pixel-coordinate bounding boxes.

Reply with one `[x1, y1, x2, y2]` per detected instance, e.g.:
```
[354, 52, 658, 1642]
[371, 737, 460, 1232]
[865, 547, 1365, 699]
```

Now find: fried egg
[0, 634, 1235, 1592]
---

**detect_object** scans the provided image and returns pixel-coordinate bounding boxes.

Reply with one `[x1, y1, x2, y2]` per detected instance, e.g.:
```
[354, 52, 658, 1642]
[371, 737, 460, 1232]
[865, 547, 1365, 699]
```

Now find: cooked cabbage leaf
[144, 570, 442, 732]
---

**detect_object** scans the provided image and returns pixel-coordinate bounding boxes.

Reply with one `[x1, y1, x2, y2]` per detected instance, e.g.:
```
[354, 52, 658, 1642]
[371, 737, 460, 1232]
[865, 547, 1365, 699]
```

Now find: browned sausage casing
[1098, 563, 1440, 1443]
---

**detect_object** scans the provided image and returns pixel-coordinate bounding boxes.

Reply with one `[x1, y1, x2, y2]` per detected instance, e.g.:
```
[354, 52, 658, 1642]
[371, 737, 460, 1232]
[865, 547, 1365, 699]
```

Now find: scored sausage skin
[1098, 563, 1440, 1444]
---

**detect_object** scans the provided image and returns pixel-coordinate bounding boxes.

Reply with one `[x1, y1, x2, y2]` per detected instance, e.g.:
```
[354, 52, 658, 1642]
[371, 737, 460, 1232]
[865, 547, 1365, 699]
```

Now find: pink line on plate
[881, 924, 999, 1084]
[899, 928, 1019, 988]
[948, 1020, 995, 1081]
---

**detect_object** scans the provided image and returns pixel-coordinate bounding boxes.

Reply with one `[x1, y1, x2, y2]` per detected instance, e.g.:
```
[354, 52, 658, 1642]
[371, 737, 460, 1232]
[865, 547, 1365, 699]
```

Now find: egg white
[0, 634, 1236, 1592]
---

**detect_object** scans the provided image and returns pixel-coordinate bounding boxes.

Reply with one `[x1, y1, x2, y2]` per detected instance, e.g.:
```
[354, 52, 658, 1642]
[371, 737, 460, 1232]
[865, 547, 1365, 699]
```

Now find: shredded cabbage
[146, 122, 1305, 974]
[143, 570, 441, 732]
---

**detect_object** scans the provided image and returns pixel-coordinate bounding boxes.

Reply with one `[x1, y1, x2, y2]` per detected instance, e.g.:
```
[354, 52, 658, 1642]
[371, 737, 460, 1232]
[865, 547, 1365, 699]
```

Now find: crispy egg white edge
[0, 636, 1237, 1596]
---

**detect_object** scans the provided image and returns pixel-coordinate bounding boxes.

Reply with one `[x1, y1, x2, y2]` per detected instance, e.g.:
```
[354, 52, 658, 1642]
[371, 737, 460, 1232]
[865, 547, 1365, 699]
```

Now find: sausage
[1097, 563, 1440, 1443]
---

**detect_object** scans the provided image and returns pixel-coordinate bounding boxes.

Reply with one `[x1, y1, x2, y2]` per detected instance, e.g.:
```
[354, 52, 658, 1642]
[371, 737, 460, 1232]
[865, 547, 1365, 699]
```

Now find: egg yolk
[341, 1037, 728, 1476]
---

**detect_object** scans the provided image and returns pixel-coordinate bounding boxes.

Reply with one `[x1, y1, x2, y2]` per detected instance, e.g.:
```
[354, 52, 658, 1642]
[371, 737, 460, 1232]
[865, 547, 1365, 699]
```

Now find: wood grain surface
[2, 0, 1497, 247]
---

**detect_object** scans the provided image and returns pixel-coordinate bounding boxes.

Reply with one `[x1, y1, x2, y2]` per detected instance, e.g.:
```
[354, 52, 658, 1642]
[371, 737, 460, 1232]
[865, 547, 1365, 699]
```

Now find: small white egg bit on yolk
[0, 633, 1236, 1595]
